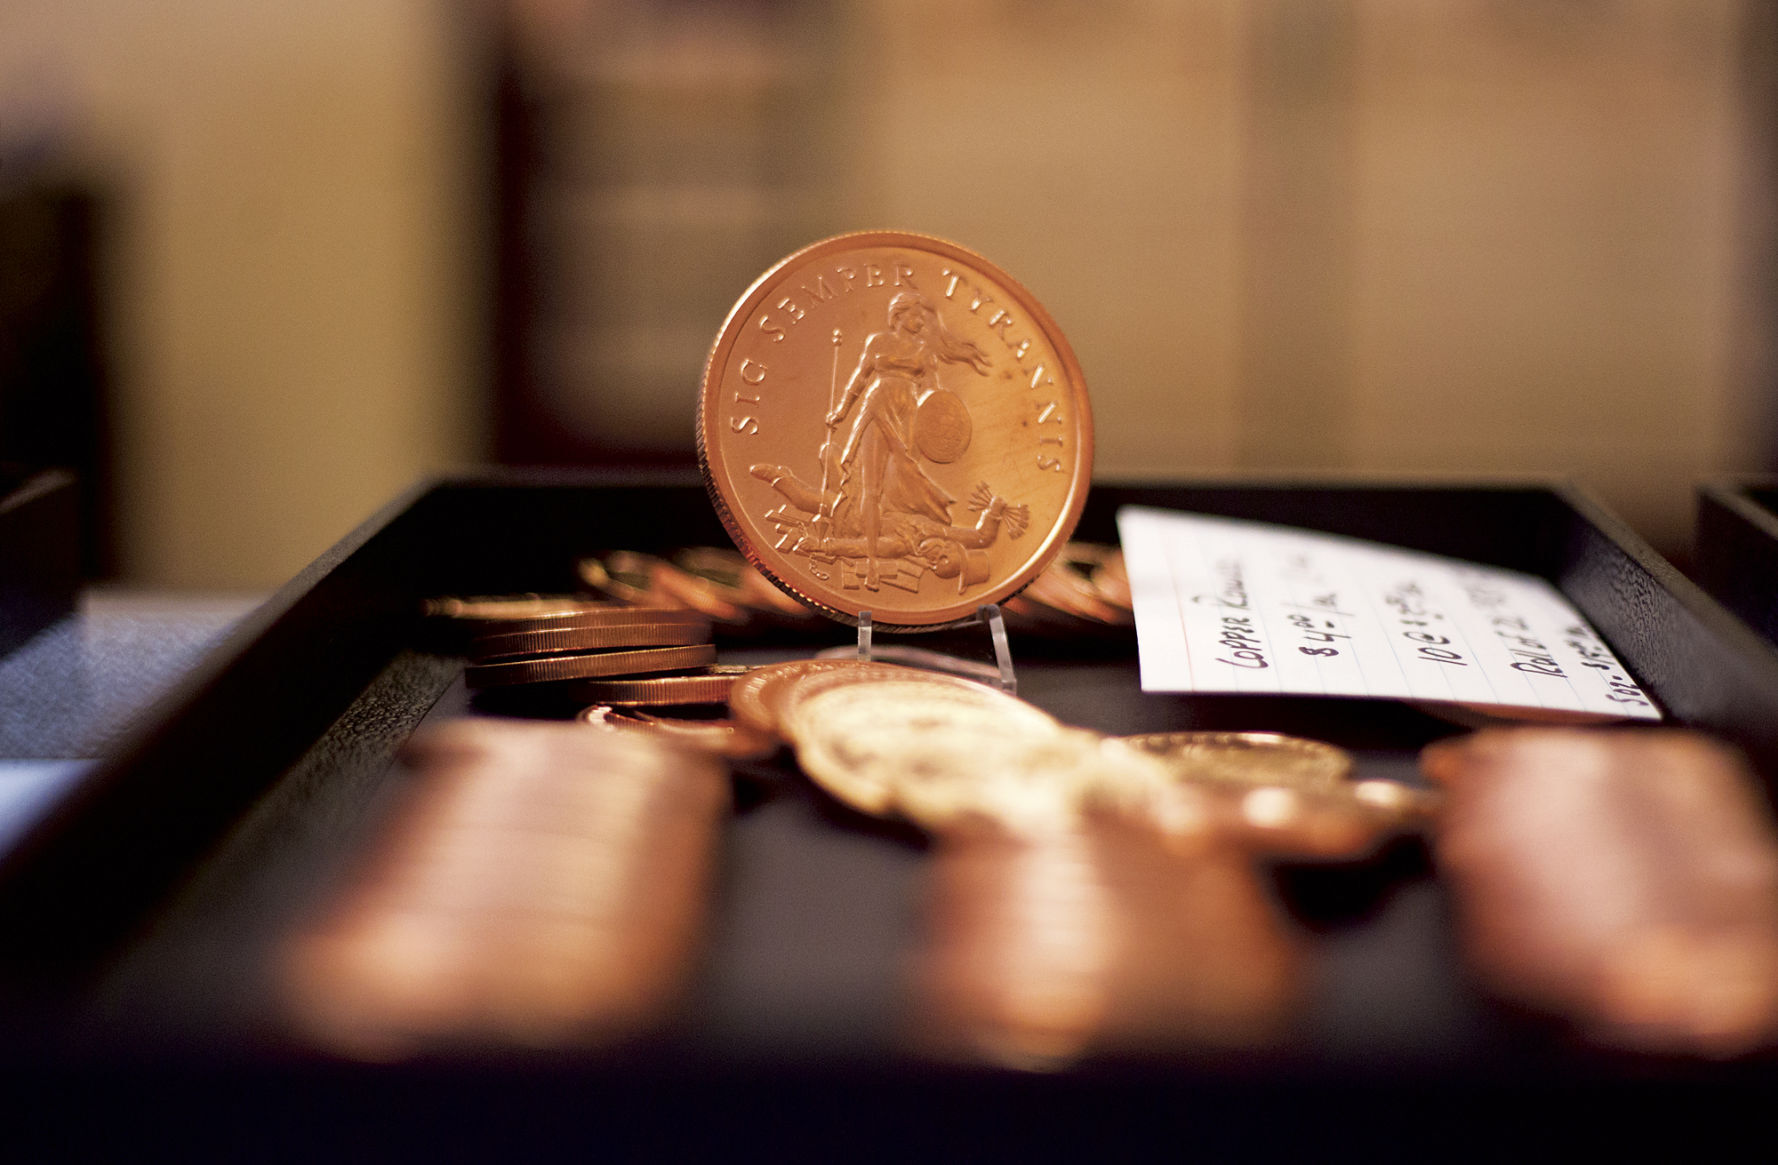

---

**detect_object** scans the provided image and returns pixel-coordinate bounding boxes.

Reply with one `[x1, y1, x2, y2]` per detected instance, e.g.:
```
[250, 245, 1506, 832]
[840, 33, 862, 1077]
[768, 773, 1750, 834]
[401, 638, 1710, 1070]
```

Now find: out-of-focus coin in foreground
[912, 824, 1303, 1069]
[469, 619, 712, 663]
[1119, 731, 1354, 791]
[1422, 727, 1778, 1057]
[697, 231, 1094, 630]
[281, 720, 726, 1058]
[674, 547, 815, 619]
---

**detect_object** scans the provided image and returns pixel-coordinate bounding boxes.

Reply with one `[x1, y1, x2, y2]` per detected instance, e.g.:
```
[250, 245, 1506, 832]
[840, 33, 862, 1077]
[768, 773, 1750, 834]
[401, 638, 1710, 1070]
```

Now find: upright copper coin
[698, 231, 1094, 629]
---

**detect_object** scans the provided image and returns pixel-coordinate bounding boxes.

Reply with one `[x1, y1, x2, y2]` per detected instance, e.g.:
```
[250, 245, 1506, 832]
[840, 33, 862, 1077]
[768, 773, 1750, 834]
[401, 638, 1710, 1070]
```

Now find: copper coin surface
[467, 604, 708, 639]
[464, 644, 716, 689]
[469, 620, 713, 663]
[570, 664, 757, 707]
[697, 231, 1094, 629]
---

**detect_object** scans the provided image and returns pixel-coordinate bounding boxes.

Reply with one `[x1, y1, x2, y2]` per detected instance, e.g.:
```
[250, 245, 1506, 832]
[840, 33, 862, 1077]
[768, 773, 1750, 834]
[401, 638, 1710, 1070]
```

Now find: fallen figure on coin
[1422, 726, 1778, 1058]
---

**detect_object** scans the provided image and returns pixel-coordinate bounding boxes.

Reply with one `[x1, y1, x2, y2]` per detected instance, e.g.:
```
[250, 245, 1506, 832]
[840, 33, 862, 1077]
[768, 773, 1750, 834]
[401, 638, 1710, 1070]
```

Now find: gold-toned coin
[464, 644, 716, 689]
[777, 668, 1057, 745]
[1118, 731, 1354, 791]
[469, 619, 712, 663]
[571, 664, 756, 707]
[726, 658, 935, 737]
[892, 728, 1178, 836]
[1102, 735, 1438, 859]
[579, 704, 779, 760]
[697, 231, 1094, 630]
[782, 675, 1064, 818]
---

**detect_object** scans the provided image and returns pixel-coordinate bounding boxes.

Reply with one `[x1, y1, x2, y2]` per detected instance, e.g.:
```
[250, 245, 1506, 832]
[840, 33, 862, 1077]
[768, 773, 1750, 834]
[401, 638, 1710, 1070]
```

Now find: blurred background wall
[1, 0, 1772, 586]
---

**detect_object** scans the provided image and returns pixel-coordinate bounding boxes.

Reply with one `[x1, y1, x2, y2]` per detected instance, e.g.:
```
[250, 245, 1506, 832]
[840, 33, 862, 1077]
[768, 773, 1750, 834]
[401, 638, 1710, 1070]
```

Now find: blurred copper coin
[776, 667, 1056, 746]
[1119, 731, 1354, 790]
[1109, 733, 1432, 858]
[468, 604, 708, 639]
[282, 720, 726, 1058]
[1018, 556, 1130, 626]
[584, 551, 751, 624]
[1222, 781, 1436, 859]
[912, 824, 1302, 1069]
[464, 644, 716, 689]
[579, 704, 778, 760]
[726, 657, 935, 737]
[469, 619, 712, 663]
[423, 595, 599, 622]
[698, 230, 1093, 629]
[781, 675, 1064, 819]
[1423, 727, 1778, 1057]
[890, 728, 1170, 835]
[571, 663, 756, 707]
[674, 547, 817, 619]
[1066, 543, 1131, 611]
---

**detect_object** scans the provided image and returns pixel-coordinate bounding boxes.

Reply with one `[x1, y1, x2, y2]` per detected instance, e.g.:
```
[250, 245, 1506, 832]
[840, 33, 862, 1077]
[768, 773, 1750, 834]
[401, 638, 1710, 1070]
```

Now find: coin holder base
[841, 604, 1017, 693]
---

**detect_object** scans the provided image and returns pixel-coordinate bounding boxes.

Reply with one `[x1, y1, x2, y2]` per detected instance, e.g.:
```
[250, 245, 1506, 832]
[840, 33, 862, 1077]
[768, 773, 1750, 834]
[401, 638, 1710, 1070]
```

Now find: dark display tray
[0, 467, 79, 658]
[1697, 478, 1778, 652]
[5, 471, 1778, 1154]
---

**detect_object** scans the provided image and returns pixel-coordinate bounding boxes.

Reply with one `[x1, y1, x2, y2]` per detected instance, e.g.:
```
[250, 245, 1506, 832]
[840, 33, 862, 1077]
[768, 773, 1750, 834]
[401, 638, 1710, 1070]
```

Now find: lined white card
[1116, 506, 1660, 720]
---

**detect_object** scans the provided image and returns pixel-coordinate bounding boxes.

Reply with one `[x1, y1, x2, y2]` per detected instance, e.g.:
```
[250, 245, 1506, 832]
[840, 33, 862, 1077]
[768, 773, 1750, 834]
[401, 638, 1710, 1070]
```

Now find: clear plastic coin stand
[815, 605, 1019, 694]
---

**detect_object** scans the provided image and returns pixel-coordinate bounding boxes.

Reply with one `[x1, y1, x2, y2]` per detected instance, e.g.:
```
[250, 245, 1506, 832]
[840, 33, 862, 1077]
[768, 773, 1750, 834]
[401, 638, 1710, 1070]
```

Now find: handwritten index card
[1116, 507, 1659, 720]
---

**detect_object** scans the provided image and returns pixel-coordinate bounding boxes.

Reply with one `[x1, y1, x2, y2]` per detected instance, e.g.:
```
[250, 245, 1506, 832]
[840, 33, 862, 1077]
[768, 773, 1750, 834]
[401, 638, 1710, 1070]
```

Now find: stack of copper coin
[580, 549, 822, 635]
[462, 604, 722, 691]
[1001, 543, 1135, 635]
[281, 720, 727, 1058]
[575, 662, 773, 761]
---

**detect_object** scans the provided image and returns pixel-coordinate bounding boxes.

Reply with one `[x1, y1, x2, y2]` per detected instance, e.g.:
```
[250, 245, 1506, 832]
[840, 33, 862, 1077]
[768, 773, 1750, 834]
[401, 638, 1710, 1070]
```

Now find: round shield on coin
[913, 389, 972, 464]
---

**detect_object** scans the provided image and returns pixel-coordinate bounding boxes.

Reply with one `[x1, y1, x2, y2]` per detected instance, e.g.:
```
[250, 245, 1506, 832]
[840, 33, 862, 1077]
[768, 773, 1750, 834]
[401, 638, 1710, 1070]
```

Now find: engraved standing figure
[824, 291, 991, 590]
